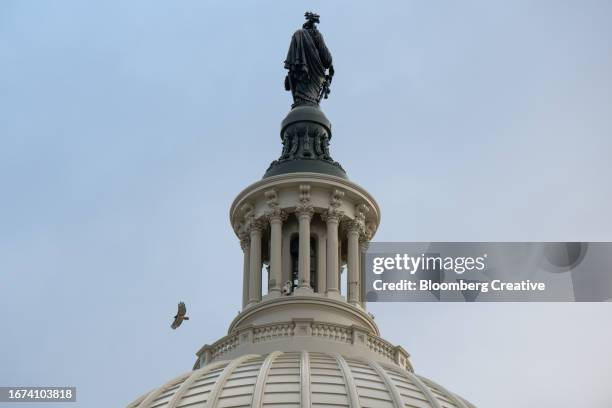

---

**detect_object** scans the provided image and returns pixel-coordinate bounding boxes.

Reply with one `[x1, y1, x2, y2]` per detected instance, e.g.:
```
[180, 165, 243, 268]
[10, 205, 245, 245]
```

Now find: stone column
[324, 190, 344, 298]
[248, 220, 263, 306]
[347, 221, 361, 305]
[317, 232, 326, 293]
[264, 189, 285, 297]
[359, 240, 369, 309]
[323, 211, 342, 295]
[267, 211, 285, 297]
[295, 204, 314, 291]
[240, 235, 250, 309]
[338, 246, 343, 292]
[295, 185, 314, 293]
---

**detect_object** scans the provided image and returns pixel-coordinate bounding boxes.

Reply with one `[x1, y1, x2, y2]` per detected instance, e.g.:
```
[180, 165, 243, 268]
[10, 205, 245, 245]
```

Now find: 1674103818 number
[0, 387, 76, 402]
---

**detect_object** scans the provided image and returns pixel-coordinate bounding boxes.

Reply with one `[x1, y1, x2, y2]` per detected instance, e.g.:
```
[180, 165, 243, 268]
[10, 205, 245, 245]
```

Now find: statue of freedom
[284, 12, 334, 108]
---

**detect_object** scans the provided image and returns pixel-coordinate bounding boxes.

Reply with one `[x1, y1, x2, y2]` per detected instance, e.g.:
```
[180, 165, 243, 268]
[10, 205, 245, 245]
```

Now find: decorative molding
[295, 184, 314, 219]
[247, 218, 264, 234]
[321, 209, 343, 223]
[208, 333, 240, 360]
[355, 203, 370, 224]
[240, 202, 264, 234]
[266, 120, 344, 173]
[229, 173, 381, 230]
[345, 219, 363, 235]
[295, 203, 314, 219]
[266, 208, 287, 222]
[298, 184, 311, 202]
[330, 189, 345, 208]
[364, 221, 377, 241]
[240, 202, 254, 219]
[264, 189, 278, 206]
[322, 189, 345, 222]
[253, 323, 294, 342]
[263, 189, 286, 221]
[196, 319, 413, 373]
[312, 322, 351, 343]
[240, 235, 250, 252]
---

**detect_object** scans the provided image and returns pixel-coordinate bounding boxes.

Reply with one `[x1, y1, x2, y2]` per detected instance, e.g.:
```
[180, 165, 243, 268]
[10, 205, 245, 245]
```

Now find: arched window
[289, 235, 318, 291]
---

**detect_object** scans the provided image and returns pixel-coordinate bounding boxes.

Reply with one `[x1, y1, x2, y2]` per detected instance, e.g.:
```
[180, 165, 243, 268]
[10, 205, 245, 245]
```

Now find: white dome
[128, 351, 474, 408]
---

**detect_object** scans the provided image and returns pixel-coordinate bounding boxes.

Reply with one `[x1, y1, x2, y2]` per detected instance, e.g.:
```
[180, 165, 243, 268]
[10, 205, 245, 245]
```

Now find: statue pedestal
[263, 106, 347, 179]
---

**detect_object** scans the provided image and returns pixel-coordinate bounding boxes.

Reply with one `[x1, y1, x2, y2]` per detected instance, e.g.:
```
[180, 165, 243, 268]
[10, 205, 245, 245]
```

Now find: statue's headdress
[303, 11, 320, 28]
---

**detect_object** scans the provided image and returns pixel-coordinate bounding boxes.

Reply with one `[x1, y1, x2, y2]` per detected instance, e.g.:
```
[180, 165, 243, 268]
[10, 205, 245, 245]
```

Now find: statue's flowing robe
[284, 28, 332, 105]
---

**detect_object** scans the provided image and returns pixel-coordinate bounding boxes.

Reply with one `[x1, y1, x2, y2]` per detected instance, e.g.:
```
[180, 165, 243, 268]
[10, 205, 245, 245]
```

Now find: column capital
[239, 234, 250, 251]
[345, 219, 364, 235]
[247, 218, 264, 234]
[295, 203, 314, 220]
[265, 207, 288, 223]
[321, 207, 344, 223]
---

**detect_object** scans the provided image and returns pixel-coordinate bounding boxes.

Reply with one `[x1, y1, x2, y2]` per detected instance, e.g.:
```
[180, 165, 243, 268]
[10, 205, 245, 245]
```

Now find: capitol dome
[128, 12, 476, 408]
[129, 351, 474, 408]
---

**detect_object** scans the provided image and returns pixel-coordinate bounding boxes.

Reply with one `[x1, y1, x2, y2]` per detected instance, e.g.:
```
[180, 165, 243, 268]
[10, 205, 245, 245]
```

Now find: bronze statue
[284, 12, 334, 107]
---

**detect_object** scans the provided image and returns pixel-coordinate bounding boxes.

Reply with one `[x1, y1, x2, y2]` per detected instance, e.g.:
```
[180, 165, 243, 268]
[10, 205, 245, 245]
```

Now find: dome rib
[299, 350, 311, 408]
[135, 372, 191, 408]
[420, 376, 470, 408]
[128, 351, 474, 408]
[166, 360, 226, 408]
[251, 351, 282, 408]
[332, 353, 360, 408]
[368, 360, 405, 408]
[405, 370, 444, 408]
[204, 354, 258, 408]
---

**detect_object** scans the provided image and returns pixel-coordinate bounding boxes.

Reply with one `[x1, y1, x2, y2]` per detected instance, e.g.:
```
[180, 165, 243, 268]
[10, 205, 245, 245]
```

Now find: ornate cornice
[355, 203, 370, 224]
[322, 188, 345, 222]
[229, 173, 381, 230]
[295, 184, 315, 219]
[264, 188, 287, 222]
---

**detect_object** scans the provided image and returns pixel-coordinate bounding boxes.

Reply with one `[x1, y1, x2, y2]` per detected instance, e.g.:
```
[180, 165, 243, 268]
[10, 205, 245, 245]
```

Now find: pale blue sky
[1, 1, 611, 407]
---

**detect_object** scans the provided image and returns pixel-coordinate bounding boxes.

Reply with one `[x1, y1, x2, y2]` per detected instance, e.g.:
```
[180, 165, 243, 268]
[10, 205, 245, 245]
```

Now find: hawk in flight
[171, 301, 189, 330]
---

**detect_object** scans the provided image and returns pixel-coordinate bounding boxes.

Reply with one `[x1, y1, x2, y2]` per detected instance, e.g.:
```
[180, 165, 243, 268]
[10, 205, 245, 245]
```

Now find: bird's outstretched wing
[170, 301, 187, 329]
[178, 301, 186, 317]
